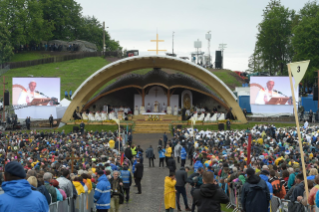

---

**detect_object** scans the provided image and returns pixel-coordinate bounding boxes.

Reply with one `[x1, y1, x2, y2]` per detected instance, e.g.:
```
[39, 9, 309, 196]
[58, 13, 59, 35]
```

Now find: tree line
[248, 0, 319, 85]
[0, 0, 121, 64]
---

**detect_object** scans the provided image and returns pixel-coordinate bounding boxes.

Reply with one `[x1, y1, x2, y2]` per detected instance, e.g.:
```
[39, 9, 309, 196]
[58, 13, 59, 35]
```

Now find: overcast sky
[77, 0, 306, 71]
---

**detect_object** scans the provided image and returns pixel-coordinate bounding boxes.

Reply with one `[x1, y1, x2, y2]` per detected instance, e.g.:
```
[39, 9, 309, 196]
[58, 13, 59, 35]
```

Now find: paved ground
[119, 133, 194, 212]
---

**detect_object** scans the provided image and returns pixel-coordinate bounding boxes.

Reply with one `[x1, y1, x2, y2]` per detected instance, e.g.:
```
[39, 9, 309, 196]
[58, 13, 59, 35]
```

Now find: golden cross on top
[148, 33, 166, 55]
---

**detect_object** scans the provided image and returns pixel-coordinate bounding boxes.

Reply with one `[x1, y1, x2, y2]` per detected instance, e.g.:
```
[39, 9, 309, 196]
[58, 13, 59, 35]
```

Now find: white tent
[60, 98, 71, 107]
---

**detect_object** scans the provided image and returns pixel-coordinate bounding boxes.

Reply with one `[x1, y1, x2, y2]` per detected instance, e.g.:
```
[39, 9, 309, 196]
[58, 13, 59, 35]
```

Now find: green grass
[213, 71, 242, 87]
[221, 204, 233, 212]
[10, 52, 52, 62]
[57, 124, 119, 133]
[2, 57, 109, 101]
[177, 122, 296, 131]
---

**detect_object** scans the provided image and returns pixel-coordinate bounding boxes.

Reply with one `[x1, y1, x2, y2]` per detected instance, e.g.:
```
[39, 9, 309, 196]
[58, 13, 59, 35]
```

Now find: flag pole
[287, 63, 309, 202]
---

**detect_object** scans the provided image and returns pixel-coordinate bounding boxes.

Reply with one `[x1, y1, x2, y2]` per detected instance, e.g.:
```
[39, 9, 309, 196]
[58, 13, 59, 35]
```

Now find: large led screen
[250, 77, 299, 114]
[12, 78, 60, 106]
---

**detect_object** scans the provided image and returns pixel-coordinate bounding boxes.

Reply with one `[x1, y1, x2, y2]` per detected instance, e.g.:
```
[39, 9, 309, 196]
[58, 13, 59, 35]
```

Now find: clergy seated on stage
[173, 105, 178, 116]
[197, 112, 205, 121]
[146, 103, 151, 112]
[101, 111, 107, 121]
[167, 106, 172, 115]
[95, 111, 102, 121]
[108, 111, 116, 120]
[73, 110, 82, 120]
[82, 112, 88, 120]
[140, 106, 145, 114]
[134, 105, 139, 115]
[153, 101, 159, 112]
[88, 112, 95, 121]
[119, 106, 124, 112]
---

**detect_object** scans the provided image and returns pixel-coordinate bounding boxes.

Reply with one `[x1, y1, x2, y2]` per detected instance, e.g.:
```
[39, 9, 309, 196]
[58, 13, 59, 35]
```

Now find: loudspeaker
[215, 51, 222, 69]
[4, 91, 9, 106]
[218, 123, 224, 131]
[313, 86, 318, 101]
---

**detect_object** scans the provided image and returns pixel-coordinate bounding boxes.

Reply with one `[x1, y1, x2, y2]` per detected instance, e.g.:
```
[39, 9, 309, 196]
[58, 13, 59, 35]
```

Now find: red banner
[247, 134, 252, 165]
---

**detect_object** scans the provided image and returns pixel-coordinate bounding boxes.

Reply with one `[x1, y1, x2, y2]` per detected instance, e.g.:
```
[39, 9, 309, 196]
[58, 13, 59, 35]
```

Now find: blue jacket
[180, 147, 187, 160]
[94, 175, 111, 210]
[0, 179, 49, 212]
[193, 160, 203, 173]
[159, 149, 165, 158]
[132, 160, 137, 173]
[120, 169, 132, 188]
[259, 174, 273, 200]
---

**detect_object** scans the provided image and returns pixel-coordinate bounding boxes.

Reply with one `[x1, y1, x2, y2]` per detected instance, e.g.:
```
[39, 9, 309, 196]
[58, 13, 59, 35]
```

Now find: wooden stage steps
[133, 114, 180, 134]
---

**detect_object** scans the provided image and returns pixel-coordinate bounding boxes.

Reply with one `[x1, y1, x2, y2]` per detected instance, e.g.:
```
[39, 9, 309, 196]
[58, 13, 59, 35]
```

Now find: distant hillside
[2, 56, 244, 103]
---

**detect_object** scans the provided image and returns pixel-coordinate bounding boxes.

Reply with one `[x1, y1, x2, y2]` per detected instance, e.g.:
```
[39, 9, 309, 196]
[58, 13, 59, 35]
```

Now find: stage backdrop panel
[250, 76, 299, 114]
[12, 77, 60, 106]
[15, 106, 58, 119]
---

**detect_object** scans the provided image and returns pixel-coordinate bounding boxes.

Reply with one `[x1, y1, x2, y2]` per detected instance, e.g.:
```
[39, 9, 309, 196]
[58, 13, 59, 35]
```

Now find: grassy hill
[2, 55, 244, 102]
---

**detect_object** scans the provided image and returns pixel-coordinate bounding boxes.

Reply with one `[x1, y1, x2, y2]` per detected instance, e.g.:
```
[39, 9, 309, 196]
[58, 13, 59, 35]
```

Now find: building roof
[91, 68, 225, 103]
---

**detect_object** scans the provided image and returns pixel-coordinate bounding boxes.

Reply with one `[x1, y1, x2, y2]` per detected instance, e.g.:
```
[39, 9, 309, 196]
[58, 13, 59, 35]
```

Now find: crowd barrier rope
[49, 191, 95, 212]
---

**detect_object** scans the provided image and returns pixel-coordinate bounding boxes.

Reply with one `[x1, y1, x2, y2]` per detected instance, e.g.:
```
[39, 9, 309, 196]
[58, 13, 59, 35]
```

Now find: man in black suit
[134, 158, 143, 194]
[49, 114, 53, 128]
[163, 132, 168, 148]
[127, 132, 132, 146]
[124, 144, 132, 161]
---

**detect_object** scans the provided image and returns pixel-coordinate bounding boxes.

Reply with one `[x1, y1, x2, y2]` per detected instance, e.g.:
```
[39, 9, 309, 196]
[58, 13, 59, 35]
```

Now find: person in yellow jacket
[165, 144, 172, 166]
[109, 139, 115, 149]
[73, 177, 85, 195]
[164, 173, 176, 212]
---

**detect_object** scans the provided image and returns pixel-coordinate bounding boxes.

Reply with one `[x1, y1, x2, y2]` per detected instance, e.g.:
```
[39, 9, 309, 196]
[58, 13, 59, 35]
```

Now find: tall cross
[66, 150, 81, 173]
[148, 34, 166, 55]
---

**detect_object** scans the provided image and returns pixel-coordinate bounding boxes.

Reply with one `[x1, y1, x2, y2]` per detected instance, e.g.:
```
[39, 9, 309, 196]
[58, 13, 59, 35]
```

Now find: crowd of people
[2, 122, 319, 211]
[157, 123, 319, 212]
[0, 128, 141, 212]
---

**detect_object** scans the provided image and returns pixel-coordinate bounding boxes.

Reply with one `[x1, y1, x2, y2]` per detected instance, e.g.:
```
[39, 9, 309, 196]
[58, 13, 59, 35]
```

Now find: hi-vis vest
[121, 170, 130, 184]
[131, 147, 137, 156]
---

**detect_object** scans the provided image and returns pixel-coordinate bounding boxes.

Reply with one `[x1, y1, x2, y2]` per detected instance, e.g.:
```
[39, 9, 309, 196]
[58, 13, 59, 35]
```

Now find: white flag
[112, 118, 120, 126]
[289, 60, 310, 89]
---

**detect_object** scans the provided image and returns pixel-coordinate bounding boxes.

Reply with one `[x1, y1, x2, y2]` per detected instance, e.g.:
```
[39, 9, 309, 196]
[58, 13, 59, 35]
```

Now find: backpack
[271, 179, 283, 197]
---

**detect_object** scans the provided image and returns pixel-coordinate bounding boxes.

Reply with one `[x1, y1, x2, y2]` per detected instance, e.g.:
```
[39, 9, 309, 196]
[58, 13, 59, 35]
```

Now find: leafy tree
[0, 22, 14, 64]
[40, 0, 83, 40]
[292, 1, 319, 85]
[255, 0, 294, 75]
[248, 45, 264, 73]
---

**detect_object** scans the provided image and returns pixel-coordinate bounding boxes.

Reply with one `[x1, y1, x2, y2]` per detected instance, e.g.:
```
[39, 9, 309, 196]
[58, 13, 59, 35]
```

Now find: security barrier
[49, 191, 95, 212]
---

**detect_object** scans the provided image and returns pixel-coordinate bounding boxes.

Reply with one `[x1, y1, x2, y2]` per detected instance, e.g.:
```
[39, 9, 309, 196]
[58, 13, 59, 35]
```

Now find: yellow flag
[288, 60, 310, 89]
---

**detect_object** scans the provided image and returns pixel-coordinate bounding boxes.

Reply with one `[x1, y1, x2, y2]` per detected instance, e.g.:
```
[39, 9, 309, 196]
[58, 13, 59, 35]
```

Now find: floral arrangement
[147, 115, 160, 121]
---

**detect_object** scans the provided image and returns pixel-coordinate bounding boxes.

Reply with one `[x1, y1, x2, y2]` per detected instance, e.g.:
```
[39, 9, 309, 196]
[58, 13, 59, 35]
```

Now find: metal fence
[225, 182, 315, 212]
[49, 191, 95, 212]
[3, 51, 120, 69]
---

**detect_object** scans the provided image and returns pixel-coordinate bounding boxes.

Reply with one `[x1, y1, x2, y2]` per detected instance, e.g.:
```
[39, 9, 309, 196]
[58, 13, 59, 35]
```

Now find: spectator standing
[0, 161, 49, 212]
[241, 168, 270, 212]
[127, 132, 132, 146]
[49, 114, 53, 128]
[165, 144, 172, 167]
[192, 171, 229, 212]
[120, 165, 132, 203]
[80, 121, 85, 135]
[94, 170, 111, 212]
[180, 145, 187, 167]
[134, 158, 143, 194]
[288, 173, 305, 211]
[27, 176, 51, 204]
[57, 169, 73, 198]
[43, 172, 57, 202]
[167, 157, 176, 173]
[175, 167, 191, 211]
[65, 91, 68, 98]
[159, 146, 166, 167]
[174, 141, 182, 163]
[145, 145, 155, 167]
[288, 168, 299, 190]
[124, 145, 132, 162]
[164, 172, 177, 212]
[109, 171, 124, 212]
[69, 90, 72, 98]
[163, 132, 168, 148]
